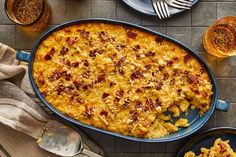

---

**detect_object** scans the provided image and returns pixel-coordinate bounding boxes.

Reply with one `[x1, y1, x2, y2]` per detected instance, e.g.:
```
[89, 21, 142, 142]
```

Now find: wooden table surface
[0, 0, 235, 157]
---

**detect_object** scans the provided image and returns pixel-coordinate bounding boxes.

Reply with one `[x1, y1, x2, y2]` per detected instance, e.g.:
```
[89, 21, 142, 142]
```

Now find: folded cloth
[0, 43, 104, 157]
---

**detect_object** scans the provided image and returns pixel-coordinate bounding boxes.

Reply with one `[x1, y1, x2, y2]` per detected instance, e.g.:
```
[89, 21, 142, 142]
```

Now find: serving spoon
[38, 120, 103, 157]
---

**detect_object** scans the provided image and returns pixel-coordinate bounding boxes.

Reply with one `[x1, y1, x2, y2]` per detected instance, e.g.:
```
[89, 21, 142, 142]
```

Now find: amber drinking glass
[5, 0, 51, 31]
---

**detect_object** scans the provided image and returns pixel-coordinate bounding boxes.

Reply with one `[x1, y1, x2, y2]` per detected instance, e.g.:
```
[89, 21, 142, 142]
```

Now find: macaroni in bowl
[33, 22, 213, 138]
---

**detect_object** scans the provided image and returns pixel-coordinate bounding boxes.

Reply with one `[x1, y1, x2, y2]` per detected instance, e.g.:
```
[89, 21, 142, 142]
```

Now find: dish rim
[25, 18, 218, 142]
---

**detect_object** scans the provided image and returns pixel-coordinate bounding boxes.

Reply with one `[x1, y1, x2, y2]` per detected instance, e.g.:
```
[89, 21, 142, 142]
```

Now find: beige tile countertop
[0, 0, 235, 157]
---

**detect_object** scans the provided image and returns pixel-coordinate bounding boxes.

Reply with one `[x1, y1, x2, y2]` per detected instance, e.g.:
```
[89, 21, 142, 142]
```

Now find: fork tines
[153, 1, 170, 19]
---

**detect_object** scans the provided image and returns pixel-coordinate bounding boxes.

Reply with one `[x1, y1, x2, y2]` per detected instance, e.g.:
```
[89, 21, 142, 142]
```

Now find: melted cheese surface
[33, 23, 213, 138]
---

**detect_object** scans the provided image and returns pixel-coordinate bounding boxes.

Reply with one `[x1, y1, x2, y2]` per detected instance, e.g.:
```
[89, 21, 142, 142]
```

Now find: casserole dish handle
[216, 99, 230, 112]
[16, 51, 31, 62]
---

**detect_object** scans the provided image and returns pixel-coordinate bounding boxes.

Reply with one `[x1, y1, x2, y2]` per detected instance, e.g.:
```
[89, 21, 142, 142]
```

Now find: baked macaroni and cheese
[184, 138, 236, 157]
[33, 22, 213, 138]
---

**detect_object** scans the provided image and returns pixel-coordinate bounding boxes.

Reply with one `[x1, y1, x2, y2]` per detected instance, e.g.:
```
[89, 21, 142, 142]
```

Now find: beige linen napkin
[0, 43, 104, 157]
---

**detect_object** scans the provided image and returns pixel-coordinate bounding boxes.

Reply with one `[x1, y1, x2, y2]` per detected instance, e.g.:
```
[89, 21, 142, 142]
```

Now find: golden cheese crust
[33, 22, 213, 138]
[184, 138, 236, 157]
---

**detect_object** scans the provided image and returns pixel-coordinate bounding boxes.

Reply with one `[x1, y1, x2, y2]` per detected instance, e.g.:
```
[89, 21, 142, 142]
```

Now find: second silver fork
[152, 0, 170, 19]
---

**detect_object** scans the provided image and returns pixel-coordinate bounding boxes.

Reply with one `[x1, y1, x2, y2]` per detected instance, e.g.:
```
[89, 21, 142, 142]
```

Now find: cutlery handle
[80, 148, 104, 157]
[216, 99, 230, 112]
[16, 50, 31, 62]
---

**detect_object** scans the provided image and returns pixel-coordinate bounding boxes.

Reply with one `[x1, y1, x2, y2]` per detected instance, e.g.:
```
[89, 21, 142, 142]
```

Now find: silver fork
[165, 0, 192, 10]
[152, 0, 170, 19]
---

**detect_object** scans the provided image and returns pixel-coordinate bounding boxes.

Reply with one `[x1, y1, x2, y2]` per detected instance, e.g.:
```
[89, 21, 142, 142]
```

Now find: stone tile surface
[191, 27, 207, 52]
[192, 2, 217, 26]
[216, 57, 236, 77]
[167, 10, 192, 26]
[48, 0, 66, 24]
[167, 27, 192, 46]
[0, 25, 15, 48]
[216, 103, 236, 127]
[217, 79, 236, 102]
[92, 0, 116, 19]
[217, 2, 236, 19]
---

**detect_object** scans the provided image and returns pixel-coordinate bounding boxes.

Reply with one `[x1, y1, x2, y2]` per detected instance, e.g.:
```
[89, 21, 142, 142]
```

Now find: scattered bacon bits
[126, 30, 137, 39]
[102, 93, 110, 99]
[89, 50, 97, 58]
[66, 37, 78, 45]
[73, 81, 81, 90]
[226, 154, 232, 157]
[143, 106, 148, 111]
[100, 110, 108, 117]
[114, 97, 120, 104]
[145, 51, 156, 57]
[82, 84, 91, 90]
[155, 98, 161, 107]
[123, 100, 130, 108]
[65, 73, 72, 81]
[219, 143, 227, 153]
[38, 75, 45, 85]
[64, 28, 71, 33]
[44, 54, 51, 60]
[116, 89, 124, 97]
[83, 60, 89, 67]
[117, 56, 127, 66]
[183, 70, 190, 76]
[56, 84, 65, 95]
[184, 54, 192, 63]
[144, 64, 151, 71]
[109, 53, 117, 60]
[156, 82, 163, 90]
[201, 91, 208, 97]
[82, 71, 90, 78]
[97, 74, 105, 83]
[41, 91, 47, 97]
[115, 44, 126, 51]
[166, 60, 174, 66]
[70, 92, 79, 101]
[78, 29, 89, 39]
[187, 75, 200, 85]
[72, 62, 79, 68]
[131, 70, 144, 80]
[155, 36, 163, 43]
[177, 89, 182, 96]
[110, 82, 116, 87]
[146, 99, 154, 111]
[158, 66, 164, 71]
[133, 45, 140, 51]
[136, 88, 142, 93]
[170, 78, 175, 85]
[130, 110, 138, 122]
[135, 101, 143, 109]
[97, 49, 104, 55]
[76, 97, 84, 103]
[65, 86, 74, 93]
[136, 54, 141, 59]
[48, 47, 56, 56]
[194, 90, 200, 95]
[85, 107, 94, 118]
[60, 46, 69, 56]
[173, 69, 180, 76]
[99, 31, 109, 42]
[163, 73, 169, 80]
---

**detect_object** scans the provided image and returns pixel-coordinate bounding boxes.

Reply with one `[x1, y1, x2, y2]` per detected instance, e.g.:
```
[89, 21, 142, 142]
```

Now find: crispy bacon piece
[173, 69, 180, 76]
[130, 110, 138, 122]
[65, 86, 74, 93]
[170, 78, 175, 85]
[41, 91, 47, 97]
[72, 62, 79, 68]
[201, 91, 208, 97]
[82, 84, 91, 90]
[116, 56, 127, 67]
[145, 51, 156, 57]
[135, 101, 143, 109]
[97, 74, 105, 83]
[219, 143, 227, 153]
[98, 31, 109, 42]
[184, 54, 192, 63]
[66, 37, 78, 45]
[82, 71, 90, 78]
[126, 30, 137, 39]
[123, 100, 130, 108]
[64, 28, 71, 33]
[156, 82, 163, 90]
[158, 65, 164, 71]
[44, 54, 51, 60]
[76, 97, 84, 103]
[60, 46, 69, 56]
[82, 60, 89, 67]
[166, 60, 174, 66]
[116, 89, 124, 97]
[56, 84, 65, 95]
[110, 82, 116, 87]
[115, 44, 126, 51]
[65, 73, 72, 81]
[177, 89, 182, 96]
[155, 36, 163, 43]
[89, 50, 97, 58]
[163, 73, 169, 80]
[38, 75, 45, 85]
[102, 93, 109, 99]
[73, 81, 81, 90]
[85, 107, 94, 118]
[100, 110, 108, 117]
[146, 99, 154, 111]
[133, 45, 140, 51]
[78, 29, 89, 39]
[155, 98, 161, 107]
[136, 88, 142, 93]
[114, 97, 120, 105]
[144, 64, 151, 71]
[131, 70, 143, 80]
